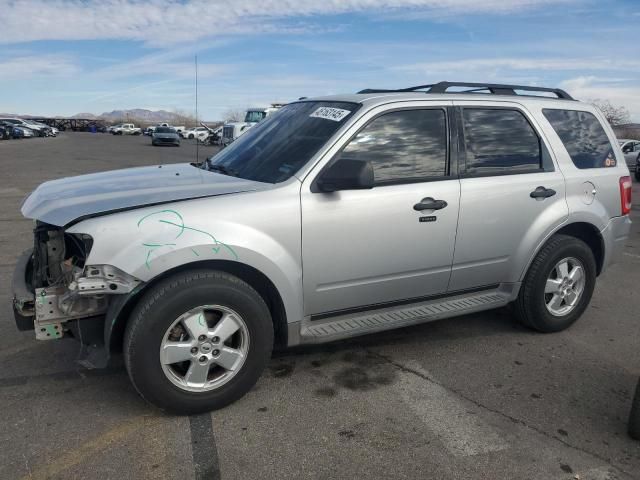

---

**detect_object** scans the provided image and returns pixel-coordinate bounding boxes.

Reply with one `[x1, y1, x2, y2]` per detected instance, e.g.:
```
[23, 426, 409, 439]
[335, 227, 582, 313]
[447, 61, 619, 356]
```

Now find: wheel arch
[520, 221, 605, 282]
[105, 260, 289, 355]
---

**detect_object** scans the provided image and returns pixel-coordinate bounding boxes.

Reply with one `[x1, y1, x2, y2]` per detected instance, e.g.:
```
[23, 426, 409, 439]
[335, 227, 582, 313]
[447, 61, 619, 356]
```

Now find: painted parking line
[396, 360, 509, 457]
[189, 413, 221, 480]
[19, 416, 154, 480]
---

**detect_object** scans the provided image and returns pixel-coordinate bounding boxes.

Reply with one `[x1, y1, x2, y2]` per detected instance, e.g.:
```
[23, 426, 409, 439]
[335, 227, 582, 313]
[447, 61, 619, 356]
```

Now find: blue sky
[0, 0, 639, 121]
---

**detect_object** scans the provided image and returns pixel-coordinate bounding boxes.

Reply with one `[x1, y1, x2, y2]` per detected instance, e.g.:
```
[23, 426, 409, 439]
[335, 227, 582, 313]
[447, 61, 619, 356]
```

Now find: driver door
[301, 106, 460, 317]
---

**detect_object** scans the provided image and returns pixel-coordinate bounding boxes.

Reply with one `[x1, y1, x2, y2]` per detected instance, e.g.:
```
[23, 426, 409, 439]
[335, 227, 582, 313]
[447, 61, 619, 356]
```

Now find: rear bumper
[601, 215, 632, 271]
[12, 249, 35, 331]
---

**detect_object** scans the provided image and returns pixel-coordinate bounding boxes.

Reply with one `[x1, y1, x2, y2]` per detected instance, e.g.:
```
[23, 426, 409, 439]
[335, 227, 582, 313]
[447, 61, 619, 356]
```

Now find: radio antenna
[195, 54, 200, 165]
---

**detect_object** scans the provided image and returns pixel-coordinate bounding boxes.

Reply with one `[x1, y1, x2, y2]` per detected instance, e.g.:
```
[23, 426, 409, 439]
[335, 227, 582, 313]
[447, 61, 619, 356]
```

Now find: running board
[299, 286, 514, 344]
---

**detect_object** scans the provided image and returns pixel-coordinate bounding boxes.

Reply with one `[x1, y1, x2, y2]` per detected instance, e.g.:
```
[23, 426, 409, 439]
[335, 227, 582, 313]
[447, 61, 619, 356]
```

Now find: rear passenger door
[448, 102, 569, 291]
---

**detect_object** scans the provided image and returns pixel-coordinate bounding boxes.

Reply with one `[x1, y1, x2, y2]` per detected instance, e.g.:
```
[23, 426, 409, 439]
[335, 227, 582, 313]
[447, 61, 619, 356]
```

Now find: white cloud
[0, 54, 80, 78]
[396, 58, 640, 75]
[0, 0, 573, 45]
[559, 76, 640, 122]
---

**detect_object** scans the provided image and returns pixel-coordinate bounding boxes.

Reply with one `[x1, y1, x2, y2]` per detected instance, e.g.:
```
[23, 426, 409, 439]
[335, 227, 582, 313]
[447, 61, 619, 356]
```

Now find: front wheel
[513, 234, 596, 332]
[124, 270, 273, 414]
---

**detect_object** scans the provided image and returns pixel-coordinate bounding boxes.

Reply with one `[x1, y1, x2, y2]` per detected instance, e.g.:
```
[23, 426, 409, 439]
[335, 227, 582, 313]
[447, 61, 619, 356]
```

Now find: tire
[124, 270, 273, 414]
[514, 234, 596, 332]
[629, 378, 640, 440]
[189, 134, 194, 139]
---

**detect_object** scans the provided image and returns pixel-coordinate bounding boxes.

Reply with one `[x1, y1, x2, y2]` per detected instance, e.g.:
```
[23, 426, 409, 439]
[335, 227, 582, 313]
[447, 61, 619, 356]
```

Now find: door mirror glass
[316, 158, 374, 192]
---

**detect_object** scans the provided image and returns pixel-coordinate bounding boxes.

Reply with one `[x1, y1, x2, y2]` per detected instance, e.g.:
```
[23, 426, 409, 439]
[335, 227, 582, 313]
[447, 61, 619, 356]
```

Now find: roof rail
[358, 81, 574, 100]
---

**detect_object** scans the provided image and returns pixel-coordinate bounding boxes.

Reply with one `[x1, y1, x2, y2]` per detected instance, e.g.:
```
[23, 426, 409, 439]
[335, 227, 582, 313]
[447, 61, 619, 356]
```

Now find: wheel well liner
[107, 260, 288, 354]
[553, 222, 604, 275]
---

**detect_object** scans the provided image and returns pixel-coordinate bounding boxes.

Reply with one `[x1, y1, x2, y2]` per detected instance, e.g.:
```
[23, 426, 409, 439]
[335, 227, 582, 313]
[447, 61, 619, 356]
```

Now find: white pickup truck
[220, 104, 284, 146]
[112, 123, 142, 135]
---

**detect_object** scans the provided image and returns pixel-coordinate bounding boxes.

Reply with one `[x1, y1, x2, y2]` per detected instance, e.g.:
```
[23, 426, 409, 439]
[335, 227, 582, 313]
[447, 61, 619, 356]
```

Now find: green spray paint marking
[159, 220, 238, 261]
[198, 313, 205, 327]
[138, 209, 238, 269]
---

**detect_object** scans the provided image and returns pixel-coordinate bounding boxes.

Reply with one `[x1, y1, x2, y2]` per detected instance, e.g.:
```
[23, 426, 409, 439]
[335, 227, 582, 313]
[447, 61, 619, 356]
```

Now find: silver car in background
[619, 139, 640, 180]
[12, 81, 632, 414]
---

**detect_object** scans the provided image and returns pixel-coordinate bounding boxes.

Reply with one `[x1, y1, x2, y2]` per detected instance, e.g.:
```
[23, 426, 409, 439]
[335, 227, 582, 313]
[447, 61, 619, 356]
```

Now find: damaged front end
[13, 222, 142, 345]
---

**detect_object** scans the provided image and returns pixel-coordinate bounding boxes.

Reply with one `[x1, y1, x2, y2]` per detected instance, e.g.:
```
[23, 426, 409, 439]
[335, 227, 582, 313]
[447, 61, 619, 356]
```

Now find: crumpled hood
[22, 163, 266, 226]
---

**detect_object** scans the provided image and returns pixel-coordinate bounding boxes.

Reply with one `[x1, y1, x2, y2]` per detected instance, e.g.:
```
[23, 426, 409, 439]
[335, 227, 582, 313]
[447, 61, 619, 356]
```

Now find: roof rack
[358, 81, 574, 100]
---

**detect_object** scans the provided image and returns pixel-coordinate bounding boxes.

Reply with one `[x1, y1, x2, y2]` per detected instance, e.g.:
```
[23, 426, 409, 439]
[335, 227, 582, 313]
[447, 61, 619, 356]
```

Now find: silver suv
[12, 82, 632, 414]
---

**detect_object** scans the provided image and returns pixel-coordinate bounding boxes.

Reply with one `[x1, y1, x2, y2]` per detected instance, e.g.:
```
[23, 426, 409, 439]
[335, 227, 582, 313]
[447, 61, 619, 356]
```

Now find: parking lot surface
[1, 133, 639, 480]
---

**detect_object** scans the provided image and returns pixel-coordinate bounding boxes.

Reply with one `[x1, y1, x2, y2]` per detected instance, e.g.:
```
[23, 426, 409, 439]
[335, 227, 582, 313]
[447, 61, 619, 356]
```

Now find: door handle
[529, 186, 556, 199]
[413, 197, 448, 211]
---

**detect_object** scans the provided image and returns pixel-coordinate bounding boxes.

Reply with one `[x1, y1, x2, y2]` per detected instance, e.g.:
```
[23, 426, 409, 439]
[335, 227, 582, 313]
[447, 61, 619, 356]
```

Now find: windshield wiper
[207, 162, 238, 177]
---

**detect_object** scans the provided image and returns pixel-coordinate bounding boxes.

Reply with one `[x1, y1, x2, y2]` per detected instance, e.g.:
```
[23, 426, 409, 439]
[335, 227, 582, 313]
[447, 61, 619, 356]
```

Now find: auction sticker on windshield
[310, 107, 351, 122]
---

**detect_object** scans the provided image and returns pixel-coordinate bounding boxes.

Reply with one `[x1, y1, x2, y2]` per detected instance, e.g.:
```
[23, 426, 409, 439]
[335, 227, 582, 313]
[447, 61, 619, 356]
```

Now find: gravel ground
[0, 132, 639, 480]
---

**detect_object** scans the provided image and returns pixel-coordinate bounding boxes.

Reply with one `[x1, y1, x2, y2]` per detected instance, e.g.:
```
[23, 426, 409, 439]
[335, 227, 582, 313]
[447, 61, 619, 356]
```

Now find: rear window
[462, 108, 542, 175]
[542, 109, 616, 168]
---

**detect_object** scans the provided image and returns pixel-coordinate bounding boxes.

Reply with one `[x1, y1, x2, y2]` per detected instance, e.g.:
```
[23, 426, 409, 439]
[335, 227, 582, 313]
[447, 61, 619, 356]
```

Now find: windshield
[244, 110, 267, 123]
[206, 101, 359, 183]
[155, 127, 175, 134]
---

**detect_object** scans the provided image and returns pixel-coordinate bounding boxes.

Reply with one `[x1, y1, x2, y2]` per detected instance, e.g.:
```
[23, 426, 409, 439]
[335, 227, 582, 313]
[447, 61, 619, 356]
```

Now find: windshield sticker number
[310, 107, 351, 122]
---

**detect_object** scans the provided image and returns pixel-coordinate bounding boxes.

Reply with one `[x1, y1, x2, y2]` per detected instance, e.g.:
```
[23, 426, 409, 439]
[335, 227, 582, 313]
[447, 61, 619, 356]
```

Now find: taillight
[619, 176, 632, 215]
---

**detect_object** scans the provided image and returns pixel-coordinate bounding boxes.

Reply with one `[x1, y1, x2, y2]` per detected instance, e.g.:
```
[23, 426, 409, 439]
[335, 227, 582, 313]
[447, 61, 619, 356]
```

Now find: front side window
[543, 109, 615, 168]
[207, 101, 359, 183]
[336, 109, 448, 185]
[462, 108, 542, 175]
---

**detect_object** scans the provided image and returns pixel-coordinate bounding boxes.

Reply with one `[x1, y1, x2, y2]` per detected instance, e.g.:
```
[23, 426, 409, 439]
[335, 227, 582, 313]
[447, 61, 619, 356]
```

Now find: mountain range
[0, 109, 191, 122]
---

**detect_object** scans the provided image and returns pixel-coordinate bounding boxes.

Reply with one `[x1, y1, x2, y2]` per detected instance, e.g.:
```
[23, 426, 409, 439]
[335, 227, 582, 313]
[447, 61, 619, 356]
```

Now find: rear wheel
[124, 270, 273, 414]
[514, 234, 596, 332]
[189, 134, 194, 139]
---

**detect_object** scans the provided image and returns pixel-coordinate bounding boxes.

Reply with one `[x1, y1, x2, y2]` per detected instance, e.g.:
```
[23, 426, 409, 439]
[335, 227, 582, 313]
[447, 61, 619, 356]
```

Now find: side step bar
[299, 285, 516, 344]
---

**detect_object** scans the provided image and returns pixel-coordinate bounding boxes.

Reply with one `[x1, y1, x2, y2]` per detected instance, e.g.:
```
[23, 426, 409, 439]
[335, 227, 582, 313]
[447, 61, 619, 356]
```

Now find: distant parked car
[151, 126, 180, 146]
[0, 121, 17, 138]
[13, 126, 34, 138]
[112, 123, 142, 135]
[0, 118, 46, 137]
[181, 126, 209, 140]
[620, 139, 640, 167]
[619, 139, 640, 180]
[23, 120, 54, 137]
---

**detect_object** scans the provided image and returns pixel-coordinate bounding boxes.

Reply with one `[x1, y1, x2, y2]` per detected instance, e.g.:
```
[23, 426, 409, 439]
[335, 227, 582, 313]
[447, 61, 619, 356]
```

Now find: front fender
[67, 194, 303, 330]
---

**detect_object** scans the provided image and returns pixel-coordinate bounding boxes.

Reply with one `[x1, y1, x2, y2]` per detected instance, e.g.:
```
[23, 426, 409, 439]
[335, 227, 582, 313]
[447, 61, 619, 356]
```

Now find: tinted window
[155, 127, 175, 133]
[337, 109, 447, 184]
[207, 101, 358, 183]
[543, 109, 615, 168]
[462, 108, 542, 175]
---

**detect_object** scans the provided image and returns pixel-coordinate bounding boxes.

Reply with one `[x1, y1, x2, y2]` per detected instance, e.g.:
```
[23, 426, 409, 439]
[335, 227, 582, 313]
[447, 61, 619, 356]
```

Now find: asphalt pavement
[1, 132, 639, 479]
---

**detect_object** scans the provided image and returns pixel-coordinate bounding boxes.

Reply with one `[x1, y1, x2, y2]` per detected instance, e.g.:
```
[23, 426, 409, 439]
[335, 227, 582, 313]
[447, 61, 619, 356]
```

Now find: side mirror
[316, 158, 374, 193]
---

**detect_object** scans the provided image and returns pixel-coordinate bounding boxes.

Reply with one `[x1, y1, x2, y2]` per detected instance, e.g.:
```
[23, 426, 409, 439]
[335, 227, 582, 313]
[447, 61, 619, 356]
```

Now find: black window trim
[457, 105, 555, 179]
[311, 105, 455, 192]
